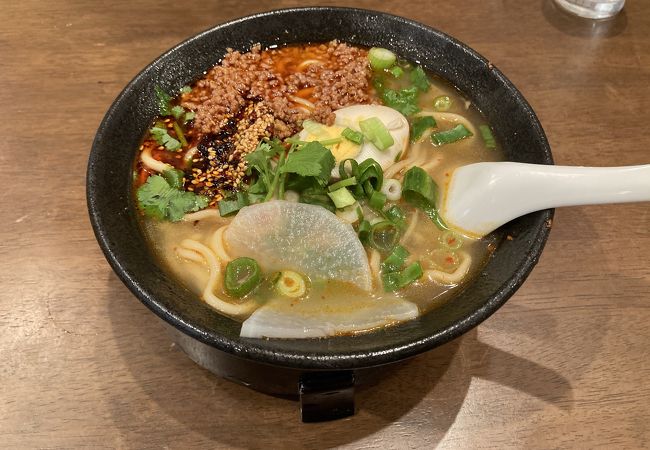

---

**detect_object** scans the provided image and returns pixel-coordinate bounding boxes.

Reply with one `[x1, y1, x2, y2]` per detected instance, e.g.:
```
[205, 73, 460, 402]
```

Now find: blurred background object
[554, 0, 625, 19]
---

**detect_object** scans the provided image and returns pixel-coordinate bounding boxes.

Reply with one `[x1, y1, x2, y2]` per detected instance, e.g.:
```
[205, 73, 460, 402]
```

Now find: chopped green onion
[224, 257, 262, 298]
[403, 166, 448, 230]
[410, 116, 437, 143]
[389, 66, 404, 78]
[381, 245, 409, 273]
[384, 204, 406, 229]
[479, 124, 496, 149]
[356, 158, 384, 197]
[382, 262, 423, 292]
[339, 158, 359, 180]
[359, 117, 394, 151]
[400, 262, 424, 287]
[218, 192, 249, 216]
[356, 205, 364, 222]
[369, 47, 397, 70]
[162, 168, 184, 190]
[381, 272, 402, 292]
[381, 178, 403, 202]
[394, 151, 403, 162]
[440, 230, 463, 250]
[369, 220, 401, 253]
[328, 176, 357, 192]
[433, 95, 452, 111]
[430, 124, 473, 146]
[173, 121, 188, 148]
[275, 270, 307, 298]
[341, 127, 364, 145]
[319, 137, 343, 146]
[358, 219, 371, 244]
[369, 191, 387, 210]
[180, 85, 192, 94]
[328, 187, 356, 209]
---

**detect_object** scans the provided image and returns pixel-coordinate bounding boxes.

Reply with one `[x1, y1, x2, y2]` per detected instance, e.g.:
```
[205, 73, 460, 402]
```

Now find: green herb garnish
[171, 105, 185, 120]
[433, 95, 452, 111]
[184, 111, 195, 123]
[389, 66, 404, 78]
[402, 166, 447, 230]
[149, 125, 181, 151]
[410, 66, 430, 92]
[381, 245, 410, 273]
[218, 192, 249, 217]
[381, 87, 420, 116]
[430, 124, 473, 146]
[327, 187, 356, 209]
[410, 116, 437, 143]
[137, 171, 208, 221]
[281, 141, 335, 186]
[479, 124, 496, 149]
[381, 262, 423, 292]
[359, 117, 394, 151]
[224, 257, 262, 298]
[341, 127, 364, 145]
[154, 86, 172, 116]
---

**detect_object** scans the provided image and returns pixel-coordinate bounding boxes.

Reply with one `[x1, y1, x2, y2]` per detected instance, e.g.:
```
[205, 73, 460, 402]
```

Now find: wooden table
[2, 1, 649, 448]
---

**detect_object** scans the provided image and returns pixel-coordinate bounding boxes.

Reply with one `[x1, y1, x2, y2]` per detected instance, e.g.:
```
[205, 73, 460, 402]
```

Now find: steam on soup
[134, 42, 502, 338]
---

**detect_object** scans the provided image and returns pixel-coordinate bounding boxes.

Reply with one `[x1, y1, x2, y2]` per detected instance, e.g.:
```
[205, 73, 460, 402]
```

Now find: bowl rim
[87, 6, 553, 370]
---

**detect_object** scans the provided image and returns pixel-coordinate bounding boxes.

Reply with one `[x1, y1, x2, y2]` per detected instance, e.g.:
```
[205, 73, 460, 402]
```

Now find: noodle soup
[134, 42, 503, 338]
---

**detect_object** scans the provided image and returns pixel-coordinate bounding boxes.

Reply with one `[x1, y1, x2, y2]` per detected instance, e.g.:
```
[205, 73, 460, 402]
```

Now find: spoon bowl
[442, 162, 650, 236]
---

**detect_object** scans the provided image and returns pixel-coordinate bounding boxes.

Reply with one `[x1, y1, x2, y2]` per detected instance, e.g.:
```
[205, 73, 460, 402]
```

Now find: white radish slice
[223, 201, 373, 292]
[240, 292, 418, 338]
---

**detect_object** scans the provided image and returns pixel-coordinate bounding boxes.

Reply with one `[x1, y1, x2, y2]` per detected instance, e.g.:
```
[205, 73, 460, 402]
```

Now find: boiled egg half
[298, 104, 409, 176]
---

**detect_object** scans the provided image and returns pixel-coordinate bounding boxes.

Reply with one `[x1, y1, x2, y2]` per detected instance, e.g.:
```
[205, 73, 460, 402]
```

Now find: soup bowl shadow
[104, 271, 573, 447]
[87, 7, 553, 420]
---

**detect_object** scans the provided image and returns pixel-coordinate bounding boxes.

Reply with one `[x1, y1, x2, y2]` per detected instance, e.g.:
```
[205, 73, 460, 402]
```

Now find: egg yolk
[303, 125, 361, 163]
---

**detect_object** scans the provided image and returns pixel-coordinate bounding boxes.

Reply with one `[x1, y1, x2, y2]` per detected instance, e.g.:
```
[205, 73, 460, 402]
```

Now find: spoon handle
[499, 163, 650, 208]
[443, 163, 650, 236]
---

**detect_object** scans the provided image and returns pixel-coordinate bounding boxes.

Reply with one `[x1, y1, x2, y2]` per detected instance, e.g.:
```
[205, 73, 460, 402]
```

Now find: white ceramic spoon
[440, 163, 650, 237]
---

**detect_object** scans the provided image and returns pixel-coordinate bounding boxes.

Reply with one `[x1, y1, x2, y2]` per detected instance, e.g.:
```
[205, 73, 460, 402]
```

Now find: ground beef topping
[180, 41, 372, 139]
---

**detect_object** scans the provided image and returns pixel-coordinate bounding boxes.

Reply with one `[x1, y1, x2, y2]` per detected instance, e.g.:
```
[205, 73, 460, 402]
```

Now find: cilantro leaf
[171, 105, 185, 120]
[382, 87, 420, 116]
[410, 66, 430, 92]
[154, 86, 172, 116]
[137, 173, 208, 222]
[149, 125, 181, 151]
[281, 141, 335, 185]
[183, 111, 195, 123]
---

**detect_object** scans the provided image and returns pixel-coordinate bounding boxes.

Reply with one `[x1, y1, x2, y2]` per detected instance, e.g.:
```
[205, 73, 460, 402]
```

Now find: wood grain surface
[1, 1, 649, 448]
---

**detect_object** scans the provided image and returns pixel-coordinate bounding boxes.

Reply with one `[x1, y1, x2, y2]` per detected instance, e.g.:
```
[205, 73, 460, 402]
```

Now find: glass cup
[554, 0, 625, 19]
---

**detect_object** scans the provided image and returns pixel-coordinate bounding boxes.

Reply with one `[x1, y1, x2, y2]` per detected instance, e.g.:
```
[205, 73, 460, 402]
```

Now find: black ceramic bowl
[87, 7, 552, 420]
